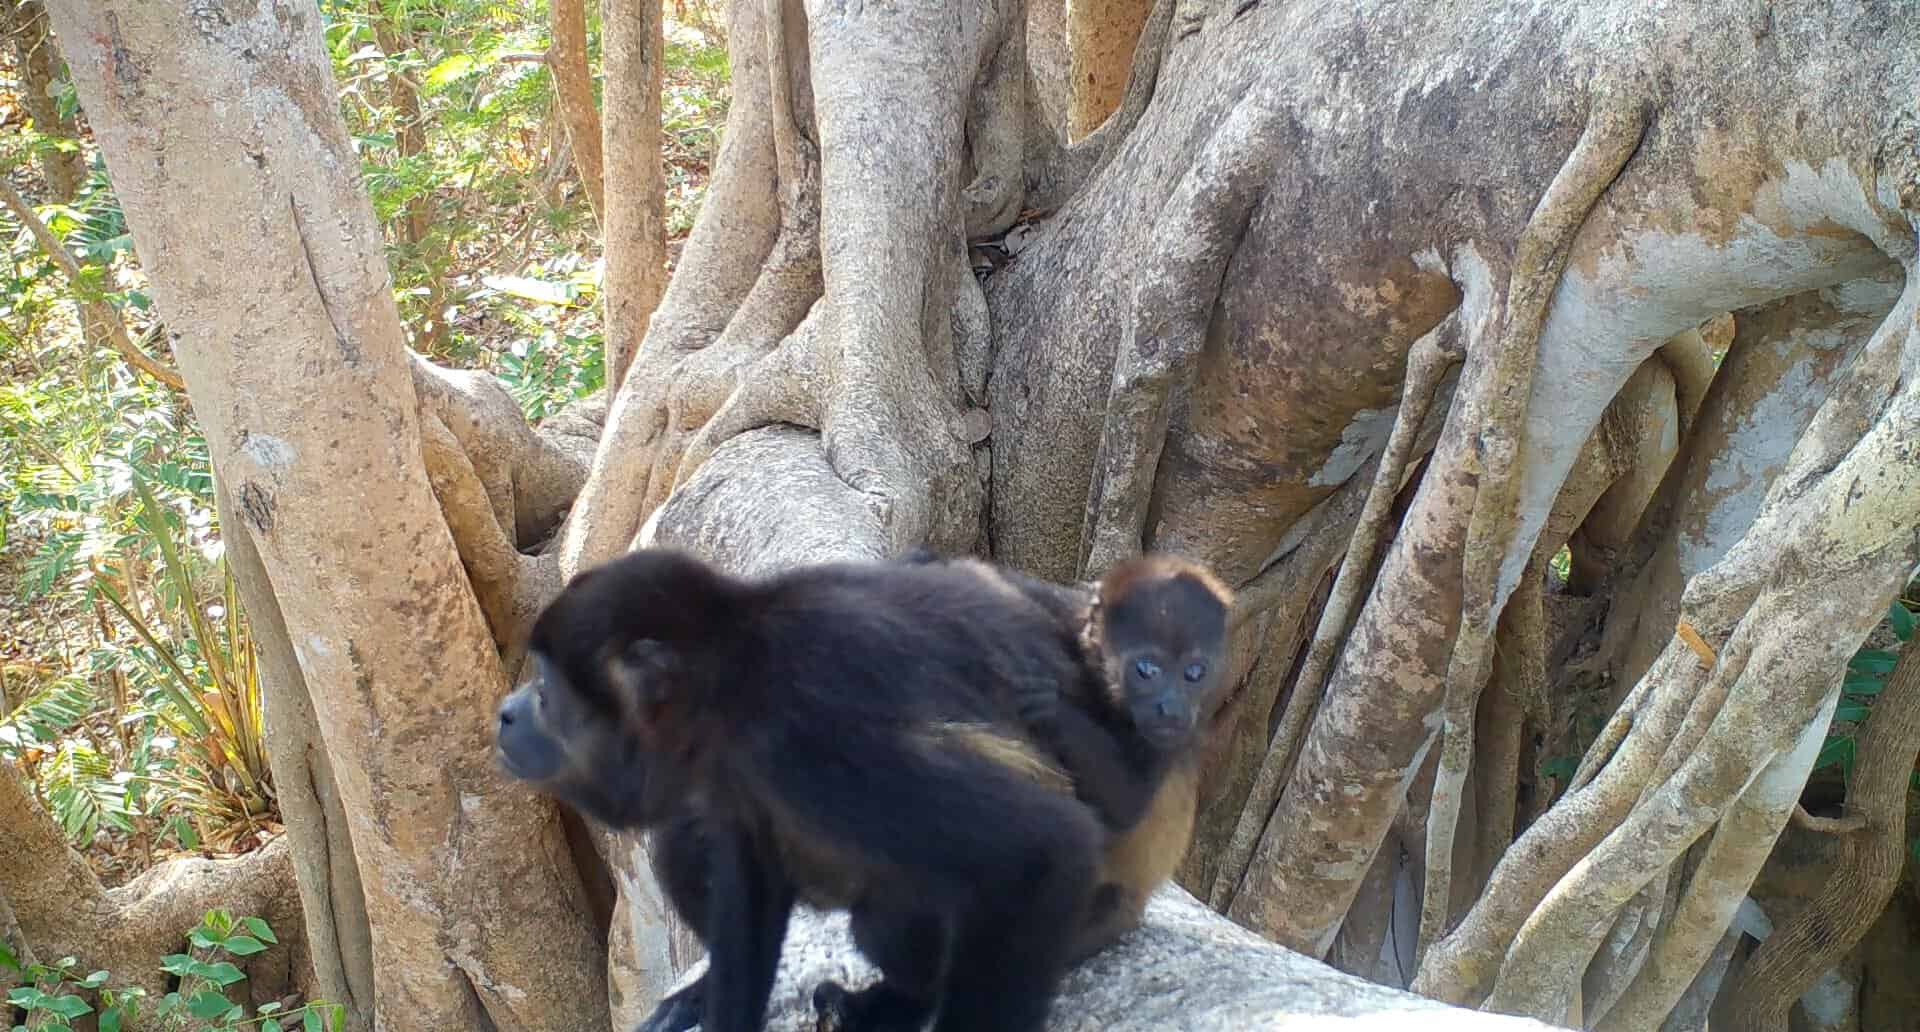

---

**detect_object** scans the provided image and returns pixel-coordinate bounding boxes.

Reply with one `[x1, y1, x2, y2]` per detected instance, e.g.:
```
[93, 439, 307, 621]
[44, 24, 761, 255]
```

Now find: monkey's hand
[812, 979, 934, 1032]
[1010, 673, 1063, 731]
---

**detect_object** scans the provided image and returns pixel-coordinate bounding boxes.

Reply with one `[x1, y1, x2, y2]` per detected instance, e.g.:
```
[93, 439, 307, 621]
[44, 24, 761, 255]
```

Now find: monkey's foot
[810, 980, 935, 1032]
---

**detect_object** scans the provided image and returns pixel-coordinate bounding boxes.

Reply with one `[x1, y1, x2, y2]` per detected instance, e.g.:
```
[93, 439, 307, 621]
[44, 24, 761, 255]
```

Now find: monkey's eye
[1183, 661, 1208, 682]
[1134, 659, 1162, 680]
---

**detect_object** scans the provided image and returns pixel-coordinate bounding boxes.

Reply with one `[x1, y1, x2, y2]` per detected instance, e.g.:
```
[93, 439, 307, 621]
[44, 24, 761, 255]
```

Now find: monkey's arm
[633, 815, 713, 1032]
[700, 822, 795, 1032]
[1013, 675, 1160, 832]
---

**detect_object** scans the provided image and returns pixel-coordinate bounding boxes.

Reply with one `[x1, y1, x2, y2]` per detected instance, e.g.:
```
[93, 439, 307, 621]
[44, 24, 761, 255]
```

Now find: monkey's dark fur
[899, 547, 1235, 962]
[494, 548, 1106, 1032]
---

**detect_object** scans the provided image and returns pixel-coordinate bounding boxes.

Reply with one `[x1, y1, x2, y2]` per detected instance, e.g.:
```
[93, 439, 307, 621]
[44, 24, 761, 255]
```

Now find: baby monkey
[899, 549, 1233, 960]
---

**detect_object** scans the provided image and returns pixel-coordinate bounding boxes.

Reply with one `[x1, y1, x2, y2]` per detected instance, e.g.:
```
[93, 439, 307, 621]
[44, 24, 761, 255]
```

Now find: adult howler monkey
[610, 549, 1236, 1032]
[494, 548, 1106, 1032]
[898, 547, 1233, 962]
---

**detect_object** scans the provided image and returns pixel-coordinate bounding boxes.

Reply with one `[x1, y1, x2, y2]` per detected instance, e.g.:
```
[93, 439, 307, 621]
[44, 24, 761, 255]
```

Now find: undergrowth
[1, 0, 730, 878]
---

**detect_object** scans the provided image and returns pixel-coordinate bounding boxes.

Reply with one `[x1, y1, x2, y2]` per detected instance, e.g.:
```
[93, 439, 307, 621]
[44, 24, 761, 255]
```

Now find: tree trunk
[599, 0, 668, 390]
[43, 2, 608, 1028]
[549, 0, 605, 221]
[6, 0, 87, 200]
[0, 762, 308, 1016]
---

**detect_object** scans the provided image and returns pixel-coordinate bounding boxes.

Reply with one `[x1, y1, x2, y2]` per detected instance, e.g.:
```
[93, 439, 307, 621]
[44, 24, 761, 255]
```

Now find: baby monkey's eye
[1134, 659, 1162, 680]
[1183, 662, 1208, 682]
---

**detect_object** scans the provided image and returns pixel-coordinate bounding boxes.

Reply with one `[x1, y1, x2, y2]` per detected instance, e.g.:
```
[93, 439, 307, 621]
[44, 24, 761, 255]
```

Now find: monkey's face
[495, 649, 671, 829]
[1113, 639, 1221, 749]
[494, 548, 734, 829]
[1100, 570, 1231, 751]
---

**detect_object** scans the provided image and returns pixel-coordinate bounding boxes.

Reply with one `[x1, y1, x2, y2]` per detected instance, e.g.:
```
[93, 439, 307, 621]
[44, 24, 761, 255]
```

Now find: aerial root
[1580, 868, 1677, 1024]
[1208, 326, 1461, 910]
[1678, 282, 1920, 620]
[1486, 509, 1916, 1023]
[1415, 82, 1649, 986]
[1412, 642, 1711, 1004]
[1593, 701, 1833, 1030]
[635, 0, 823, 519]
[962, 16, 1028, 239]
[1416, 553, 1546, 964]
[671, 302, 828, 491]
[1479, 602, 1768, 1019]
[1469, 632, 1531, 897]
[1083, 0, 1178, 180]
[1078, 90, 1293, 578]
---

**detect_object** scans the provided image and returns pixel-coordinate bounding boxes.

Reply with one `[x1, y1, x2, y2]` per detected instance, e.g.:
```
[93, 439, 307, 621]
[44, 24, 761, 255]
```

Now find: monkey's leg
[931, 817, 1099, 1032]
[700, 824, 796, 1032]
[813, 905, 945, 1032]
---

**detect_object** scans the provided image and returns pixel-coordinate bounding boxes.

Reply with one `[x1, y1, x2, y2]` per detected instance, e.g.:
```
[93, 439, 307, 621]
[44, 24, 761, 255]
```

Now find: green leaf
[201, 961, 247, 987]
[0, 940, 17, 971]
[1890, 600, 1916, 641]
[222, 935, 268, 956]
[186, 990, 234, 1019]
[1850, 649, 1899, 675]
[1814, 735, 1855, 773]
[45, 994, 94, 1019]
[1834, 702, 1871, 723]
[8, 987, 44, 1009]
[160, 953, 197, 976]
[100, 1006, 124, 1032]
[242, 917, 278, 944]
[265, 1020, 284, 1032]
[423, 54, 477, 89]
[305, 1008, 325, 1032]
[1843, 672, 1886, 695]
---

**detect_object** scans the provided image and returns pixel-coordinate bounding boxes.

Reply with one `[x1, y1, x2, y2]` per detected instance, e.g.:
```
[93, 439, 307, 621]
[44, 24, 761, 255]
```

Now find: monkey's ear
[606, 638, 680, 706]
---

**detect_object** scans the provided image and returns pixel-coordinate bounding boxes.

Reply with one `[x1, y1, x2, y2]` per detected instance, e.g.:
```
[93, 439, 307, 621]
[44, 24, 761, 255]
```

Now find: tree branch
[548, 0, 604, 220]
[0, 177, 185, 390]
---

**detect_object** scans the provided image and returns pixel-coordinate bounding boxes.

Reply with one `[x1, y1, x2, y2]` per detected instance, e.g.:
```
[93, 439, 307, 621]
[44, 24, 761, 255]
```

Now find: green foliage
[318, 0, 595, 358]
[0, 155, 142, 353]
[1812, 595, 1916, 783]
[1, 349, 269, 850]
[478, 256, 606, 419]
[5, 0, 731, 876]
[4, 912, 340, 1032]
